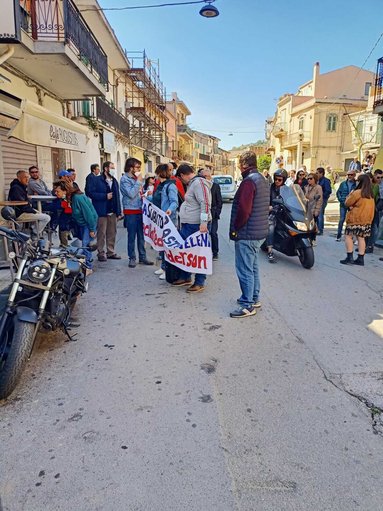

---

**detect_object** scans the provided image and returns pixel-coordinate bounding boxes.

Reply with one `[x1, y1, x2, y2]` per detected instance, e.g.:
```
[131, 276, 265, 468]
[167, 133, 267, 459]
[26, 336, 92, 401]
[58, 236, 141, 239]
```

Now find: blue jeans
[210, 218, 219, 256]
[317, 199, 328, 234]
[79, 226, 93, 269]
[337, 205, 347, 239]
[235, 239, 264, 308]
[178, 223, 207, 286]
[124, 213, 146, 261]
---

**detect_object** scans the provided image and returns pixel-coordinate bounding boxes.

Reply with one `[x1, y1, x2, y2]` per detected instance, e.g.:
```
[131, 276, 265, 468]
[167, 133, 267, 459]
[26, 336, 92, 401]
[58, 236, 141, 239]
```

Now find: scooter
[266, 185, 317, 269]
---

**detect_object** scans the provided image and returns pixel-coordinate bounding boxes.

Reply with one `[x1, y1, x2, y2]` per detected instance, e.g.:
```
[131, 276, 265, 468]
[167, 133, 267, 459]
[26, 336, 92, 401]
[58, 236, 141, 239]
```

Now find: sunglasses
[307, 177, 314, 180]
[274, 177, 283, 181]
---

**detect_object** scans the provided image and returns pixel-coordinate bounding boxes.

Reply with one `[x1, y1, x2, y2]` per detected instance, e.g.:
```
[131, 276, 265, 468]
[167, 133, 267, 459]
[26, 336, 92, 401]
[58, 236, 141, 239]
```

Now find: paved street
[1, 203, 383, 511]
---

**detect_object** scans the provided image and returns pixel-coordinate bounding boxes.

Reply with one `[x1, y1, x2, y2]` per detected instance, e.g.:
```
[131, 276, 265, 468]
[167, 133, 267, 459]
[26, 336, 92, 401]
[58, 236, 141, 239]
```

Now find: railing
[374, 57, 383, 110]
[282, 131, 311, 147]
[199, 153, 212, 162]
[177, 124, 194, 138]
[19, 0, 108, 86]
[95, 97, 130, 138]
[271, 122, 288, 137]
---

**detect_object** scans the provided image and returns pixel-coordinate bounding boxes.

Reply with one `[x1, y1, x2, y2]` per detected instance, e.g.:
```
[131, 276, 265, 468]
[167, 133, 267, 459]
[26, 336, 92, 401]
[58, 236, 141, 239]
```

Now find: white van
[212, 175, 236, 201]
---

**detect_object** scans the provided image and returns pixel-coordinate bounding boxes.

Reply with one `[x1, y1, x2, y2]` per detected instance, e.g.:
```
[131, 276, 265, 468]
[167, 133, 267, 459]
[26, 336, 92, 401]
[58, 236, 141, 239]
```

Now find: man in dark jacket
[229, 151, 269, 318]
[87, 161, 121, 261]
[8, 170, 50, 235]
[199, 168, 222, 260]
[317, 167, 332, 235]
[85, 163, 100, 197]
[336, 170, 356, 241]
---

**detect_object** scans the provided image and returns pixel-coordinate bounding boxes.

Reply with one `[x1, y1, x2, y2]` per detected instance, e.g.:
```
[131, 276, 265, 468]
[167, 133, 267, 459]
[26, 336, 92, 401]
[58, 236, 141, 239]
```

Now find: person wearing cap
[336, 170, 357, 241]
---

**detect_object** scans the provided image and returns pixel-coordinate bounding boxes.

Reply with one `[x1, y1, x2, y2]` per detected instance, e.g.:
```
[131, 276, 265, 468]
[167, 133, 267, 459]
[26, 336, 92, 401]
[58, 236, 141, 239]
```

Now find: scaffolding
[124, 51, 167, 155]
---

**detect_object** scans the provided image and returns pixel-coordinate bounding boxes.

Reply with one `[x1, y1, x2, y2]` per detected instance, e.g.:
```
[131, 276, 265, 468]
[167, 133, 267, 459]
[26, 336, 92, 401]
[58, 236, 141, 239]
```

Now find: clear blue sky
[99, 0, 383, 150]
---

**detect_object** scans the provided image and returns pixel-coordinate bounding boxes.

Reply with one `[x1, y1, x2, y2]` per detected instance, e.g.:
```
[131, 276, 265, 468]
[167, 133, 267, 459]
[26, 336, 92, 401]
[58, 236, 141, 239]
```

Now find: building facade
[266, 63, 375, 172]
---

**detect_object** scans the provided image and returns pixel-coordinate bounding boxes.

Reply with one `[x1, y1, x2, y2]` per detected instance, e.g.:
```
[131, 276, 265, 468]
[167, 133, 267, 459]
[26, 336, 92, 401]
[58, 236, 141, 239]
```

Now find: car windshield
[280, 184, 312, 222]
[214, 177, 233, 185]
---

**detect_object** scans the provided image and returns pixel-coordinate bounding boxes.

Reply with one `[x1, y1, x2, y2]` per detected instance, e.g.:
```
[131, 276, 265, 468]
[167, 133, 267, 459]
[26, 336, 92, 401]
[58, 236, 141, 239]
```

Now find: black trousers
[210, 218, 219, 256]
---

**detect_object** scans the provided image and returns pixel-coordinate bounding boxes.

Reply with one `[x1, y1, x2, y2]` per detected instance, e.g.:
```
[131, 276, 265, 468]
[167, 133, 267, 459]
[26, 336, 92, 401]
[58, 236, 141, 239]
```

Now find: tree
[257, 154, 272, 172]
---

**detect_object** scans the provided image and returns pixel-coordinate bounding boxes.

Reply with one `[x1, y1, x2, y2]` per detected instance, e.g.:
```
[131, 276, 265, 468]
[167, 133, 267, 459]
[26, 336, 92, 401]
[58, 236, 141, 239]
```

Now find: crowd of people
[4, 148, 383, 318]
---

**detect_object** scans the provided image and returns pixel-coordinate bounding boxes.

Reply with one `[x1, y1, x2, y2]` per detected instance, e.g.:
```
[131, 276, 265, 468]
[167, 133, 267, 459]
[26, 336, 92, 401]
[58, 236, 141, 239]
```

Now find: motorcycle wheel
[298, 247, 315, 269]
[0, 317, 35, 399]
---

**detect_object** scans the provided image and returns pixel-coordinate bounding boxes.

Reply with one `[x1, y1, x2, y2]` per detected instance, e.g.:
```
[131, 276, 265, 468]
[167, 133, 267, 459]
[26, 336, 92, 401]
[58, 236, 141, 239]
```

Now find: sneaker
[139, 260, 154, 266]
[237, 299, 262, 308]
[159, 273, 166, 280]
[98, 254, 107, 262]
[154, 268, 164, 275]
[312, 240, 317, 247]
[186, 284, 205, 293]
[172, 279, 192, 287]
[230, 306, 256, 318]
[268, 252, 276, 263]
[335, 238, 341, 242]
[365, 247, 374, 254]
[213, 254, 219, 261]
[128, 259, 136, 268]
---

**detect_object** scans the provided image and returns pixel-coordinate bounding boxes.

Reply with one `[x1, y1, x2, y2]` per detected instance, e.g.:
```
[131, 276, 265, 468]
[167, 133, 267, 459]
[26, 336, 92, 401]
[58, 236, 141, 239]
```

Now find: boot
[353, 254, 365, 266]
[340, 252, 354, 265]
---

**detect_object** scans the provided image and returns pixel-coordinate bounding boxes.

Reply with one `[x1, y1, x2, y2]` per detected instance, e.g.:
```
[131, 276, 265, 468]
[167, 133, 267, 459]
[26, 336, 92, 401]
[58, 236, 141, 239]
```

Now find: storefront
[0, 99, 89, 197]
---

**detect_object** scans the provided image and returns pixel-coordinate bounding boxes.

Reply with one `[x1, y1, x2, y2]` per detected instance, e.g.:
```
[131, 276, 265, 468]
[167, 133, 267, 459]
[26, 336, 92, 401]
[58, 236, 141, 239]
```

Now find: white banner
[142, 198, 212, 275]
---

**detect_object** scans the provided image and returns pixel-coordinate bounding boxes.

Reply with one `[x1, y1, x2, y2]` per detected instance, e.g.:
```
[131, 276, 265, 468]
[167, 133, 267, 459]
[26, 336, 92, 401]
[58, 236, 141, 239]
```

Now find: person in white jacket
[171, 164, 212, 293]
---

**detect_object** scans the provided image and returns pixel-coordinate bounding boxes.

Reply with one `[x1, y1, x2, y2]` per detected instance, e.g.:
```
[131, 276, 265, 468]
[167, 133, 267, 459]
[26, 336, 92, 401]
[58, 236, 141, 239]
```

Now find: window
[298, 117, 304, 130]
[364, 82, 372, 96]
[356, 120, 364, 137]
[326, 114, 337, 132]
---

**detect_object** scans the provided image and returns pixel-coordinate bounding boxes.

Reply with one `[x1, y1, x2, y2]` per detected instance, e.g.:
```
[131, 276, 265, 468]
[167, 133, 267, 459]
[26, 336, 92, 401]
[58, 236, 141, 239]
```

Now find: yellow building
[166, 93, 194, 164]
[266, 63, 375, 172]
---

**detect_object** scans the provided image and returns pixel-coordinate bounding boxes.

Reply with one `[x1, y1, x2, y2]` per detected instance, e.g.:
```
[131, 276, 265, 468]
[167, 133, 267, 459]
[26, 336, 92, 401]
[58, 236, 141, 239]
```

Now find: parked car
[212, 175, 236, 201]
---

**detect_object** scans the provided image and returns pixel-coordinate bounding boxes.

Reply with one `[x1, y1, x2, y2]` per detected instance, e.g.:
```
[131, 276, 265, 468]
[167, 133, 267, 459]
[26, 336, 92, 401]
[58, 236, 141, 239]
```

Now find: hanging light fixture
[199, 0, 219, 17]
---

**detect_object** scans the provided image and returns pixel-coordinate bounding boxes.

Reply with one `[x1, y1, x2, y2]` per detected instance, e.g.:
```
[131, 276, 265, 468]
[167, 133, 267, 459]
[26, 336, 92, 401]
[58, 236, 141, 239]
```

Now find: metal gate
[0, 128, 37, 197]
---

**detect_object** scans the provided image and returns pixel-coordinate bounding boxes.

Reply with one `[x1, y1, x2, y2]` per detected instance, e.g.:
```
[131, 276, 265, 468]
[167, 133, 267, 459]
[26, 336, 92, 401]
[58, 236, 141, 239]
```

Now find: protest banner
[142, 198, 212, 275]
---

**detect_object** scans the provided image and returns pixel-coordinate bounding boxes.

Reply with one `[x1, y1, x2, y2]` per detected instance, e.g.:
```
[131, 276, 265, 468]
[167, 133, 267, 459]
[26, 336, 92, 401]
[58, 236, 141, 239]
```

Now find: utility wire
[78, 0, 207, 12]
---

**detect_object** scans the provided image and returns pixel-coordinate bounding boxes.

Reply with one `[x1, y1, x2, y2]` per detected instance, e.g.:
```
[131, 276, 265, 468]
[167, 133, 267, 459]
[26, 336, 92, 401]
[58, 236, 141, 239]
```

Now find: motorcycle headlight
[27, 260, 52, 283]
[294, 221, 308, 231]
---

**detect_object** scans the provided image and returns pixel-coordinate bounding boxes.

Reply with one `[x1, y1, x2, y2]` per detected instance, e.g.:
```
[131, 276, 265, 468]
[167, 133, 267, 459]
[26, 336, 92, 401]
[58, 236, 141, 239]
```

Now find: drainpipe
[0, 46, 15, 66]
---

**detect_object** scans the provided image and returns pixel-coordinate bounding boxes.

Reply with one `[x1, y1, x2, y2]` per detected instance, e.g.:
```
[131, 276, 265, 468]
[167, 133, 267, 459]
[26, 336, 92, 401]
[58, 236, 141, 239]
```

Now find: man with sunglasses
[267, 169, 287, 262]
[336, 170, 356, 241]
[27, 166, 50, 196]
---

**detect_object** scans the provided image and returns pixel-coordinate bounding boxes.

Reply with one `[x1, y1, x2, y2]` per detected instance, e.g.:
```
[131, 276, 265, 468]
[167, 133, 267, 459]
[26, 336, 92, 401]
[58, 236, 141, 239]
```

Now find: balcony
[95, 98, 130, 138]
[282, 130, 311, 149]
[271, 123, 288, 138]
[178, 124, 194, 139]
[373, 57, 383, 115]
[3, 0, 108, 99]
[199, 153, 212, 162]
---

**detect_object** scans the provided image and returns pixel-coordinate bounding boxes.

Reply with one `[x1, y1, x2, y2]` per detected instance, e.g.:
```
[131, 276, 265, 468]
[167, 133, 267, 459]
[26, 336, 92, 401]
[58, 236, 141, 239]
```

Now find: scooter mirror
[1, 206, 16, 221]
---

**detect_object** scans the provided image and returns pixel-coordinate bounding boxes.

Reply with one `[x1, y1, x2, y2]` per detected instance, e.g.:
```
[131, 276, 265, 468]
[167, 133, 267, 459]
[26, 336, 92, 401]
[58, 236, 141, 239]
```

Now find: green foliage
[257, 154, 272, 171]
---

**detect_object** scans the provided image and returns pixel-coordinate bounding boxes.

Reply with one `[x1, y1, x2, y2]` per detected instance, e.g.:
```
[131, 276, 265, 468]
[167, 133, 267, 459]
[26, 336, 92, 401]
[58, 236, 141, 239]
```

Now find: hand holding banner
[142, 198, 212, 275]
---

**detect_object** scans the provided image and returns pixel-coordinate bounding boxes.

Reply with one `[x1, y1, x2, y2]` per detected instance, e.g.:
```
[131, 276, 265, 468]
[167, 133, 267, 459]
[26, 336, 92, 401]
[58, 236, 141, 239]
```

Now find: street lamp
[199, 0, 220, 17]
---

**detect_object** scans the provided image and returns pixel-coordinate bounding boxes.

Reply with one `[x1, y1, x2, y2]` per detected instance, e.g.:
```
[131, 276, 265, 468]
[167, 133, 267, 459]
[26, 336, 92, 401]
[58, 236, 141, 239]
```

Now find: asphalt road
[1, 204, 383, 511]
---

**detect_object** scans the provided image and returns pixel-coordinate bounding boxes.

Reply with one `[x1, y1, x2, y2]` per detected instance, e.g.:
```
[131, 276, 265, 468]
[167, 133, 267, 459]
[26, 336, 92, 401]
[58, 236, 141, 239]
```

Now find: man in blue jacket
[87, 161, 121, 261]
[336, 170, 356, 241]
[317, 167, 332, 235]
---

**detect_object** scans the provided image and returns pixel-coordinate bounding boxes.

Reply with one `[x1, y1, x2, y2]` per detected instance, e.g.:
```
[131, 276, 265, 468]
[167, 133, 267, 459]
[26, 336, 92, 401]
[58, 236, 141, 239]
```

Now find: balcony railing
[19, 0, 108, 86]
[95, 97, 130, 138]
[373, 57, 383, 111]
[199, 153, 212, 162]
[177, 124, 194, 138]
[282, 131, 311, 147]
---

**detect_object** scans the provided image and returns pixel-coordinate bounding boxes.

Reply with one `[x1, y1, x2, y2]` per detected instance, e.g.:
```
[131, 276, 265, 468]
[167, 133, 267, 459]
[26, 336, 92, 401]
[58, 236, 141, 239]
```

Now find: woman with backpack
[340, 173, 375, 266]
[53, 180, 98, 274]
[148, 164, 178, 280]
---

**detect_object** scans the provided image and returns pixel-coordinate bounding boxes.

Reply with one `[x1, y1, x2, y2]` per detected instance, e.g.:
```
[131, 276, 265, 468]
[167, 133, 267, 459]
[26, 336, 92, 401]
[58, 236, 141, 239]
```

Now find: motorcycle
[265, 184, 317, 269]
[0, 207, 90, 399]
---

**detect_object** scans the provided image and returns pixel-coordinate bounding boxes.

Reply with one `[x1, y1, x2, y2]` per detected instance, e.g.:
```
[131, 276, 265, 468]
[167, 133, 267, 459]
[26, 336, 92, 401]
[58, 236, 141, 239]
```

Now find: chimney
[313, 62, 320, 97]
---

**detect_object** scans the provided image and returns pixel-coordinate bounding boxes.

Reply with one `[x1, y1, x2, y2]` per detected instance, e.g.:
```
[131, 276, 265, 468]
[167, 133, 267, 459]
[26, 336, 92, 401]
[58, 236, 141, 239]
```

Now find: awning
[8, 100, 88, 153]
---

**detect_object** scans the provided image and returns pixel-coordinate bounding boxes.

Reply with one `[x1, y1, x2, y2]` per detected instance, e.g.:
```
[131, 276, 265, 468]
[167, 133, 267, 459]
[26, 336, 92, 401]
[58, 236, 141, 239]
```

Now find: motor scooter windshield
[279, 185, 312, 222]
